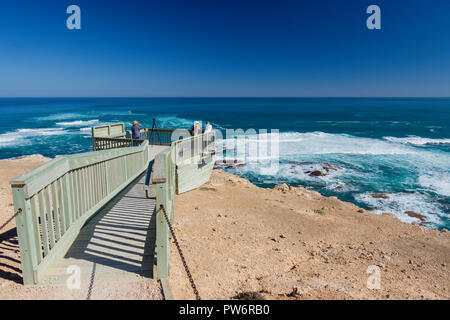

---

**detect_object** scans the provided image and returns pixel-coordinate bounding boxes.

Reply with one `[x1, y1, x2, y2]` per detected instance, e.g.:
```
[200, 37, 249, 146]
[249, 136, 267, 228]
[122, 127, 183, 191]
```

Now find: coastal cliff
[170, 169, 450, 300]
[0, 157, 448, 300]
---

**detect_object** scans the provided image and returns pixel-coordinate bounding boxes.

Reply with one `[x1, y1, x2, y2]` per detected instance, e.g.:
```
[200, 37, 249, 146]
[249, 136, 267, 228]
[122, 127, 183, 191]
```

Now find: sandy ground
[1, 157, 449, 300]
[169, 169, 450, 300]
[0, 155, 162, 300]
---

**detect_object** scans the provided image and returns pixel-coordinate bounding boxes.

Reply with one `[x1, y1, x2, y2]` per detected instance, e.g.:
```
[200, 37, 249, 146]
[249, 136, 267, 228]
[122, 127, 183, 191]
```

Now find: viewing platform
[9, 122, 216, 292]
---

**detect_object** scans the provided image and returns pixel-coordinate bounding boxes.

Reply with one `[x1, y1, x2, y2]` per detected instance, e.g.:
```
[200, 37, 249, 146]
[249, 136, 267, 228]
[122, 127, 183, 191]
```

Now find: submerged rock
[322, 163, 337, 172]
[309, 170, 326, 177]
[405, 211, 427, 222]
[371, 194, 389, 199]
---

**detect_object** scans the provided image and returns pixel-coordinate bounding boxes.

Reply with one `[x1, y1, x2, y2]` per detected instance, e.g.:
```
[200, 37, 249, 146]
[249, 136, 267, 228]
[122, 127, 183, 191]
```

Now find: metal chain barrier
[0, 209, 22, 231]
[86, 262, 97, 300]
[159, 205, 201, 300]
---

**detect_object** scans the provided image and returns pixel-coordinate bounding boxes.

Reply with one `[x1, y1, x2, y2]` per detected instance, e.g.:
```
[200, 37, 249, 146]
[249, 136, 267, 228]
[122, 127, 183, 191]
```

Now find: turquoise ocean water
[0, 98, 449, 230]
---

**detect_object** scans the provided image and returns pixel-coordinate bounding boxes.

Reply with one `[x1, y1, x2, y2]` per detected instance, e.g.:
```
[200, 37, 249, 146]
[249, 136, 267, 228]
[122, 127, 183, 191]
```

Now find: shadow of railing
[0, 227, 23, 284]
[62, 173, 156, 278]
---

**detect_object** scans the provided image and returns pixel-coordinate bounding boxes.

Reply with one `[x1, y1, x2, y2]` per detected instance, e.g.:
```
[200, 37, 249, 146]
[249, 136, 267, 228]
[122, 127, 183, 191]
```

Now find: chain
[86, 262, 96, 300]
[0, 209, 22, 231]
[159, 205, 201, 300]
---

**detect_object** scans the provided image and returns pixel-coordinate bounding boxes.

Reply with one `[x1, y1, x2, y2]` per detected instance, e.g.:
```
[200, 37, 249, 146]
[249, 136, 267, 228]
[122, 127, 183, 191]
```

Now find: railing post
[11, 185, 39, 285]
[155, 182, 169, 280]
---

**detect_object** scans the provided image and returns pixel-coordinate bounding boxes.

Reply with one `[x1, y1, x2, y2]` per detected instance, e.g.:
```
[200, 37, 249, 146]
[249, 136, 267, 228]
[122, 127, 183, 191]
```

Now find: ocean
[0, 98, 449, 230]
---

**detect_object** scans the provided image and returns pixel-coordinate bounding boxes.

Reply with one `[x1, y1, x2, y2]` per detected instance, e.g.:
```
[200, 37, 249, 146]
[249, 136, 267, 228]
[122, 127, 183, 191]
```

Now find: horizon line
[1, 96, 450, 99]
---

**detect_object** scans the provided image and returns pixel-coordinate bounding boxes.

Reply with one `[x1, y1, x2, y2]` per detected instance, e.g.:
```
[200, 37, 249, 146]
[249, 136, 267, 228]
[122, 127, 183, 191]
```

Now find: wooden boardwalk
[41, 173, 157, 286]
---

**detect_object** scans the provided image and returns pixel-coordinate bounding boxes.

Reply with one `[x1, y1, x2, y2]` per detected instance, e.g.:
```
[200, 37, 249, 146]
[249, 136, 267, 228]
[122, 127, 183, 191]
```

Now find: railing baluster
[57, 178, 67, 233]
[29, 195, 43, 264]
[38, 191, 50, 256]
[50, 182, 61, 242]
[63, 173, 73, 229]
[44, 186, 55, 249]
[70, 171, 78, 221]
[76, 169, 82, 219]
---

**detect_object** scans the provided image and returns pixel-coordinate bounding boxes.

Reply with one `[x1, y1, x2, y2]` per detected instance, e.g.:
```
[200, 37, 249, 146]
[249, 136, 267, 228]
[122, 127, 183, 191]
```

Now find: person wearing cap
[131, 121, 143, 144]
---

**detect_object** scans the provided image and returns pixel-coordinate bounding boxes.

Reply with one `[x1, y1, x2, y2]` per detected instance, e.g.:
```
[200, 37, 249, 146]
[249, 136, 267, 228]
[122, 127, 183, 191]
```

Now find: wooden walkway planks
[41, 173, 157, 285]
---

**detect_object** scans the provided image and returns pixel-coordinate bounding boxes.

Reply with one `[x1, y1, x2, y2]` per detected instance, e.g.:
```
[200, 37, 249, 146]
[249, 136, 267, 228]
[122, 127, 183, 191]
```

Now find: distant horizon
[1, 96, 450, 99]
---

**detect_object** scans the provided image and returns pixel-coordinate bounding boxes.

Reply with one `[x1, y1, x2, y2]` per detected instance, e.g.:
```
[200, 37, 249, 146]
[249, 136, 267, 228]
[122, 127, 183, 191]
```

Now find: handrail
[92, 137, 145, 151]
[152, 147, 176, 280]
[92, 126, 178, 150]
[172, 132, 216, 165]
[10, 141, 150, 285]
[152, 131, 215, 280]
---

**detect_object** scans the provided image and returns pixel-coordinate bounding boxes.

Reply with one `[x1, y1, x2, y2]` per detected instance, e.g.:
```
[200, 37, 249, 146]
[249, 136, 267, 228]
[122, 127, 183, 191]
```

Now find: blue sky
[0, 0, 449, 97]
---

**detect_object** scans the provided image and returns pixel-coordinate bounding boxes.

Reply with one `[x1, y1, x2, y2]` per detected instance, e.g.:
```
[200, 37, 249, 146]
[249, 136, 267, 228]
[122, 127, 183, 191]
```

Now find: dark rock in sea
[405, 211, 427, 222]
[322, 163, 337, 172]
[335, 185, 343, 190]
[309, 171, 326, 177]
[371, 194, 389, 199]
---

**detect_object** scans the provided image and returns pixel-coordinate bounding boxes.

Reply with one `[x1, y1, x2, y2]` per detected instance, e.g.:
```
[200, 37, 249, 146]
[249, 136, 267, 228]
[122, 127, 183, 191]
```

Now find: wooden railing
[140, 129, 175, 146]
[9, 141, 150, 285]
[151, 147, 176, 280]
[10, 124, 216, 284]
[173, 132, 216, 165]
[92, 125, 176, 151]
[93, 137, 145, 151]
[152, 131, 215, 279]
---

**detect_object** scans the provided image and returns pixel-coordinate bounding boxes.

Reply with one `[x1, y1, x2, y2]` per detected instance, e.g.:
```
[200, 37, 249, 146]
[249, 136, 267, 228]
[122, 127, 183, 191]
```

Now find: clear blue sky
[0, 0, 449, 97]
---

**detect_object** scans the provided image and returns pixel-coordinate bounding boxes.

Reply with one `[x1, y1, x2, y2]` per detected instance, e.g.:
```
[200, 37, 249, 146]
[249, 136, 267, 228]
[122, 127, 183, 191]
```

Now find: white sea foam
[155, 115, 197, 128]
[36, 110, 145, 122]
[217, 130, 450, 229]
[354, 192, 446, 226]
[16, 128, 68, 136]
[0, 131, 26, 147]
[419, 174, 450, 197]
[56, 119, 99, 127]
[218, 131, 417, 157]
[36, 113, 90, 121]
[384, 135, 450, 145]
[0, 128, 71, 147]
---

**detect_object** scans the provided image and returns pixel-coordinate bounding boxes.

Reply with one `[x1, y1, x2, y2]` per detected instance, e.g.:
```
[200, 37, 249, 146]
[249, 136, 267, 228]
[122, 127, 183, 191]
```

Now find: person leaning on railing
[190, 121, 202, 136]
[131, 120, 143, 146]
[204, 121, 212, 133]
